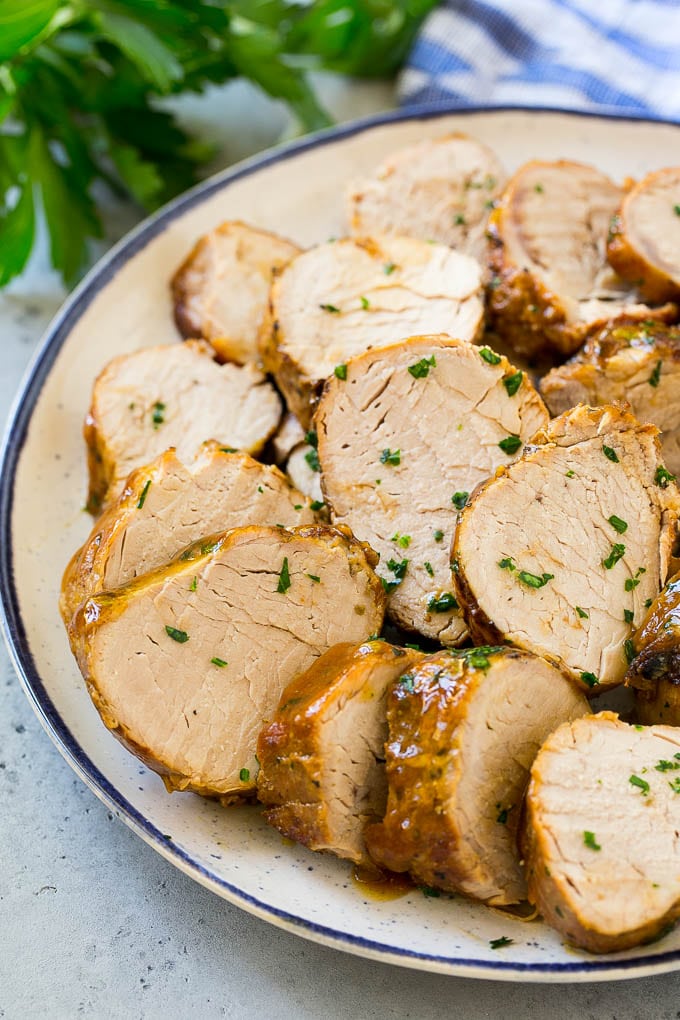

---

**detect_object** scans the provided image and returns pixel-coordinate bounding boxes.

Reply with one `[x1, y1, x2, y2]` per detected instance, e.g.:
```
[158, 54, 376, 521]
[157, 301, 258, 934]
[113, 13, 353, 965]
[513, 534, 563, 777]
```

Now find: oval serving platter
[2, 105, 680, 983]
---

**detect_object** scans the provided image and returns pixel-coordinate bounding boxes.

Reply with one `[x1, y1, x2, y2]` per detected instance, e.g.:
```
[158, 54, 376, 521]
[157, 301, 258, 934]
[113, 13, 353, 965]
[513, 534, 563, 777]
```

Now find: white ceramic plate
[3, 105, 680, 983]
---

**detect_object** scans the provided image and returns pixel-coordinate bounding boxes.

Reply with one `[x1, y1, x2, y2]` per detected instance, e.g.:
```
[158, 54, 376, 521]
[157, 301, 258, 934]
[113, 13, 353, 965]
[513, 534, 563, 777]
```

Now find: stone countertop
[1, 80, 679, 1020]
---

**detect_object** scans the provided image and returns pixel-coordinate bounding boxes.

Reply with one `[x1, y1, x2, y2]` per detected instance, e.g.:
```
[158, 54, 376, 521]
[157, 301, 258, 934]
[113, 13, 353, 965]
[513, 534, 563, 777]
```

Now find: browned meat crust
[625, 570, 680, 726]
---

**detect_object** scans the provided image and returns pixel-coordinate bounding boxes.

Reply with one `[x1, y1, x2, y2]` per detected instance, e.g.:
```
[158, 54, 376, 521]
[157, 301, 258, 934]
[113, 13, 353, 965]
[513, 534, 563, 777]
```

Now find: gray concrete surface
[1, 80, 679, 1020]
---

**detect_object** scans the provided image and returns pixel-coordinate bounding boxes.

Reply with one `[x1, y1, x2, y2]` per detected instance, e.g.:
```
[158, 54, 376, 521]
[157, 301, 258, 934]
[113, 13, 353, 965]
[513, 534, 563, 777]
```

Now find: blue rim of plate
[2, 101, 680, 981]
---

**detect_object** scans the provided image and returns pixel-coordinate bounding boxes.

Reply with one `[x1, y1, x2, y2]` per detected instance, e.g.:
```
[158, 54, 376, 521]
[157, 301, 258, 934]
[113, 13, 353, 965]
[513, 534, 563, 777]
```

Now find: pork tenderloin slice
[271, 413, 306, 465]
[540, 320, 680, 476]
[315, 334, 549, 645]
[523, 712, 680, 953]
[453, 404, 680, 691]
[257, 640, 424, 865]
[85, 340, 282, 513]
[70, 525, 385, 802]
[607, 167, 680, 303]
[365, 647, 589, 905]
[171, 220, 300, 364]
[346, 133, 505, 260]
[625, 570, 680, 726]
[487, 161, 676, 358]
[259, 236, 484, 426]
[61, 442, 316, 627]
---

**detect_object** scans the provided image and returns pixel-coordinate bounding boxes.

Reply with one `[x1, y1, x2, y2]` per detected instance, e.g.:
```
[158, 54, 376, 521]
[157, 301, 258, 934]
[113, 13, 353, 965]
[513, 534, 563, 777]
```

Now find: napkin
[399, 0, 680, 120]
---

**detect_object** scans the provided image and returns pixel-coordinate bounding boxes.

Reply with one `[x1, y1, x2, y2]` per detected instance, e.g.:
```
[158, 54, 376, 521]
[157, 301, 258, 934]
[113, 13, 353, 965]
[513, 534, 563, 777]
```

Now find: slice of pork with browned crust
[607, 167, 680, 303]
[85, 340, 282, 513]
[453, 405, 680, 692]
[625, 570, 680, 727]
[540, 320, 680, 476]
[523, 712, 680, 953]
[259, 236, 485, 426]
[315, 334, 549, 645]
[346, 133, 505, 260]
[60, 442, 317, 628]
[171, 220, 301, 364]
[257, 640, 424, 866]
[70, 525, 385, 803]
[487, 161, 676, 359]
[365, 647, 589, 905]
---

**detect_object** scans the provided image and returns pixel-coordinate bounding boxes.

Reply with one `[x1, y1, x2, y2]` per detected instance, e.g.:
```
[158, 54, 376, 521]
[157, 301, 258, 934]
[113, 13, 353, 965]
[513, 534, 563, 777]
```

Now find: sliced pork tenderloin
[523, 712, 680, 953]
[61, 442, 316, 627]
[607, 167, 680, 303]
[346, 133, 504, 260]
[257, 640, 424, 866]
[487, 161, 676, 358]
[315, 334, 548, 645]
[365, 647, 589, 905]
[171, 220, 300, 364]
[85, 340, 281, 513]
[540, 320, 680, 476]
[626, 570, 680, 726]
[454, 404, 680, 692]
[259, 236, 484, 426]
[70, 525, 385, 803]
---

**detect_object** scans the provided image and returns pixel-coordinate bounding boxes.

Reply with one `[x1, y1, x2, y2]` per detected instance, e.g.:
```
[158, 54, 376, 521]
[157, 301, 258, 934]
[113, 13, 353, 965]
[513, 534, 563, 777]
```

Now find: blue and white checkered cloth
[399, 0, 680, 121]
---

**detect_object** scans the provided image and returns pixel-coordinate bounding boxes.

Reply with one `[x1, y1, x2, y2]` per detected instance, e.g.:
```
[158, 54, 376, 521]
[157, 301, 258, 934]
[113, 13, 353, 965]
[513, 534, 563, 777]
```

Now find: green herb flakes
[583, 831, 601, 851]
[629, 774, 649, 795]
[603, 445, 619, 463]
[624, 609, 635, 624]
[433, 529, 444, 542]
[319, 303, 340, 313]
[334, 363, 347, 380]
[608, 515, 628, 534]
[489, 937, 513, 950]
[151, 401, 165, 429]
[420, 886, 441, 898]
[190, 576, 197, 592]
[655, 758, 680, 772]
[452, 491, 469, 510]
[137, 479, 151, 509]
[305, 448, 320, 472]
[424, 561, 434, 577]
[276, 557, 291, 594]
[566, 470, 575, 478]
[383, 262, 397, 275]
[674, 205, 680, 217]
[399, 673, 415, 693]
[502, 370, 523, 396]
[239, 768, 250, 782]
[655, 465, 676, 488]
[391, 533, 411, 548]
[624, 639, 636, 664]
[499, 434, 522, 455]
[575, 606, 589, 619]
[408, 355, 436, 379]
[534, 183, 544, 193]
[427, 592, 458, 612]
[580, 671, 600, 688]
[669, 777, 680, 794]
[603, 544, 626, 569]
[454, 213, 466, 225]
[310, 500, 325, 512]
[649, 359, 662, 387]
[165, 625, 189, 644]
[499, 557, 516, 571]
[380, 448, 401, 466]
[645, 598, 653, 608]
[387, 558, 408, 580]
[479, 347, 501, 365]
[360, 296, 370, 310]
[211, 657, 228, 668]
[496, 804, 512, 824]
[518, 570, 554, 589]
[307, 573, 321, 583]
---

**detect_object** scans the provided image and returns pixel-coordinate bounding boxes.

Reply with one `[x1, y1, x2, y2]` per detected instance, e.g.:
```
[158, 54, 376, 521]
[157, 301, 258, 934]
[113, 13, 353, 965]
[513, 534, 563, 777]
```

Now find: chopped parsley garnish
[624, 639, 636, 664]
[479, 346, 501, 365]
[575, 606, 589, 619]
[257, 486, 263, 493]
[383, 261, 396, 275]
[452, 491, 469, 510]
[534, 183, 544, 193]
[137, 479, 151, 509]
[489, 937, 513, 950]
[334, 363, 347, 380]
[670, 777, 680, 794]
[239, 768, 250, 782]
[424, 561, 434, 577]
[566, 469, 575, 478]
[499, 557, 516, 571]
[518, 570, 554, 589]
[305, 429, 318, 449]
[467, 650, 490, 669]
[502, 370, 523, 396]
[387, 558, 408, 579]
[629, 774, 649, 795]
[583, 831, 601, 851]
[151, 401, 166, 429]
[276, 557, 291, 594]
[219, 447, 237, 453]
[380, 448, 401, 466]
[427, 592, 459, 612]
[433, 529, 444, 542]
[190, 576, 197, 592]
[310, 500, 325, 511]
[580, 671, 600, 688]
[454, 213, 466, 225]
[603, 445, 619, 463]
[645, 598, 653, 608]
[307, 573, 321, 583]
[655, 465, 676, 488]
[420, 886, 441, 898]
[305, 448, 320, 472]
[294, 504, 302, 510]
[399, 673, 415, 693]
[655, 757, 680, 772]
[608, 515, 628, 534]
[625, 566, 646, 591]
[675, 204, 680, 217]
[624, 609, 635, 624]
[211, 657, 228, 668]
[165, 625, 189, 644]
[603, 543, 626, 570]
[319, 303, 340, 313]
[360, 296, 370, 310]
[496, 804, 513, 824]
[498, 434, 522, 455]
[649, 359, 662, 387]
[408, 355, 436, 379]
[391, 533, 411, 548]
